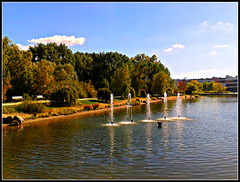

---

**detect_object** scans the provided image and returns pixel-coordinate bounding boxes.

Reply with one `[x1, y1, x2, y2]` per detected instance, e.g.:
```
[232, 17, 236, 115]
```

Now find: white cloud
[209, 51, 217, 56]
[16, 44, 34, 51]
[212, 44, 229, 49]
[217, 21, 230, 26]
[28, 35, 85, 46]
[203, 21, 208, 25]
[163, 48, 173, 52]
[163, 43, 184, 52]
[172, 43, 185, 49]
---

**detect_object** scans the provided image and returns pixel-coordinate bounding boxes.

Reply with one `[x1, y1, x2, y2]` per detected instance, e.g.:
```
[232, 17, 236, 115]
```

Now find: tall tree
[2, 36, 12, 102]
[111, 64, 131, 98]
[3, 36, 34, 99]
[151, 71, 170, 95]
[74, 52, 93, 82]
[29, 43, 75, 65]
[32, 59, 56, 99]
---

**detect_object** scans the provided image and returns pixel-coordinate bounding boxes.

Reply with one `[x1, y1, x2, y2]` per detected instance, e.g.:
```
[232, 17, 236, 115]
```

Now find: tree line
[177, 79, 227, 95]
[3, 36, 175, 104]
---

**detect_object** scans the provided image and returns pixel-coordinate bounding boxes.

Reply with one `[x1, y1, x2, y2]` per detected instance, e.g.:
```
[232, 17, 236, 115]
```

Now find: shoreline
[2, 95, 197, 129]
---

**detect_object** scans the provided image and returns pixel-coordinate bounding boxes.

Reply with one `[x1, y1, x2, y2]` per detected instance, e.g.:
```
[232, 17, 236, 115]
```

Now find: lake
[2, 96, 238, 179]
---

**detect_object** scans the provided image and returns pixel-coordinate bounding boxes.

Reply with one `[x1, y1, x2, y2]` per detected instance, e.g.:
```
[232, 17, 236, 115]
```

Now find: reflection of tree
[165, 100, 175, 110]
[108, 127, 115, 166]
[125, 127, 133, 154]
[146, 123, 153, 158]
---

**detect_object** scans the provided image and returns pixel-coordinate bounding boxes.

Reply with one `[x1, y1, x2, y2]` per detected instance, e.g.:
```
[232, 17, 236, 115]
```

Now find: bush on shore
[18, 100, 45, 114]
[50, 85, 78, 106]
[97, 88, 111, 102]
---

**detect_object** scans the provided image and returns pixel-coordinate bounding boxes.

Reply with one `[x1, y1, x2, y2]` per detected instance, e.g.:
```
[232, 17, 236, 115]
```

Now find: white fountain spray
[164, 92, 167, 99]
[141, 93, 154, 122]
[147, 93, 151, 120]
[120, 93, 135, 124]
[110, 93, 114, 125]
[128, 93, 131, 106]
[176, 93, 182, 118]
[126, 93, 132, 122]
[164, 92, 167, 119]
[157, 92, 193, 122]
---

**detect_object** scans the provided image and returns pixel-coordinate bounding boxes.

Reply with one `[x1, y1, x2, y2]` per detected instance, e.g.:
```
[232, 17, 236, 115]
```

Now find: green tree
[53, 63, 78, 82]
[91, 51, 131, 89]
[203, 81, 208, 91]
[74, 52, 93, 82]
[50, 85, 78, 106]
[186, 84, 197, 96]
[207, 81, 215, 91]
[213, 83, 227, 92]
[29, 43, 75, 65]
[3, 36, 34, 99]
[100, 78, 110, 89]
[188, 80, 203, 92]
[79, 81, 97, 98]
[111, 64, 131, 98]
[97, 88, 111, 102]
[32, 59, 56, 99]
[151, 71, 170, 95]
[2, 36, 12, 102]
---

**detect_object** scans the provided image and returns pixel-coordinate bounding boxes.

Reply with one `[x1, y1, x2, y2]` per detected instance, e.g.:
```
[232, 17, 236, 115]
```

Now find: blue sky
[2, 2, 238, 79]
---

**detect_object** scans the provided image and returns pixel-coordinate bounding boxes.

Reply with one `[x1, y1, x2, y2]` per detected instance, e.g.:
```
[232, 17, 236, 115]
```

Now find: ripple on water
[3, 96, 238, 179]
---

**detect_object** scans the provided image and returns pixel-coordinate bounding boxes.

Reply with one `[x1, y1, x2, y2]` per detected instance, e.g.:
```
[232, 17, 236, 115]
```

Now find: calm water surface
[3, 96, 238, 179]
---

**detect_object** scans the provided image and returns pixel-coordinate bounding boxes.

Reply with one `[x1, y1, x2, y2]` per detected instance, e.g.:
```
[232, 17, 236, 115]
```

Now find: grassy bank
[2, 95, 198, 127]
[2, 97, 142, 121]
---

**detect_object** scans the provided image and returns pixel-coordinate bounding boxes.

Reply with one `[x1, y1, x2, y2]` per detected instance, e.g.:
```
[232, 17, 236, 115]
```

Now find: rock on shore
[3, 115, 24, 126]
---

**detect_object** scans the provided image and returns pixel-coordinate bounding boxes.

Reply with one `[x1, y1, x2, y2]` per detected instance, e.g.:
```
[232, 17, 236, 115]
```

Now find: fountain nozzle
[157, 122, 162, 128]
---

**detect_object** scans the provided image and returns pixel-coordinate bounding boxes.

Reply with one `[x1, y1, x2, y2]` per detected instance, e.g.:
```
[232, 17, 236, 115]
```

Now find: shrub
[18, 100, 45, 114]
[50, 85, 78, 106]
[92, 103, 100, 110]
[140, 89, 147, 98]
[3, 106, 17, 114]
[50, 111, 59, 116]
[23, 93, 33, 100]
[97, 104, 105, 109]
[97, 88, 111, 102]
[83, 105, 93, 111]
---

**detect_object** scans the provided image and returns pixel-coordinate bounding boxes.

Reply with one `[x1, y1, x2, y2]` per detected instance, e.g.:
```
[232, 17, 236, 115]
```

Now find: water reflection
[162, 121, 170, 151]
[3, 96, 237, 179]
[145, 123, 153, 158]
[108, 126, 115, 166]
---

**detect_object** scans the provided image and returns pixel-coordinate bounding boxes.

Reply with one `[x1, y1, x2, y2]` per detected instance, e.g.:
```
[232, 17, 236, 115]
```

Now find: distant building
[174, 75, 238, 92]
[215, 75, 238, 92]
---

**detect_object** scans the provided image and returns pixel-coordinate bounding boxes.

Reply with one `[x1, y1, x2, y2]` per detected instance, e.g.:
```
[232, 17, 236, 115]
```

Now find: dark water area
[2, 96, 238, 179]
